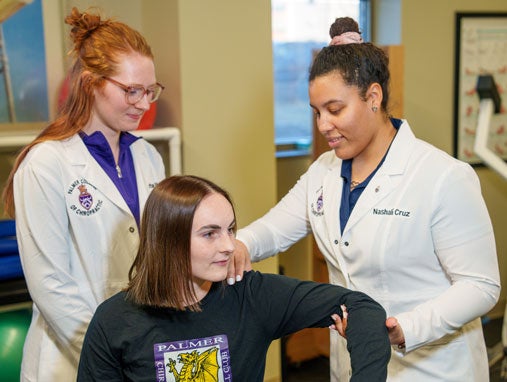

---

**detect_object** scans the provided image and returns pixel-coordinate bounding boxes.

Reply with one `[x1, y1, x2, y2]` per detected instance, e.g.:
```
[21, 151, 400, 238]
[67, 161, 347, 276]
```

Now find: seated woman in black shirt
[77, 175, 390, 382]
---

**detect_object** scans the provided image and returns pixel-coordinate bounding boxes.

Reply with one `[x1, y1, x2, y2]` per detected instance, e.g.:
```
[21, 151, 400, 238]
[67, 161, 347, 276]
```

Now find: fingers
[385, 316, 406, 348]
[329, 314, 343, 336]
[227, 239, 253, 285]
[226, 260, 237, 286]
[242, 245, 253, 272]
[329, 305, 348, 338]
[385, 316, 398, 329]
[341, 304, 348, 319]
[340, 304, 348, 332]
[226, 246, 237, 286]
[226, 257, 244, 285]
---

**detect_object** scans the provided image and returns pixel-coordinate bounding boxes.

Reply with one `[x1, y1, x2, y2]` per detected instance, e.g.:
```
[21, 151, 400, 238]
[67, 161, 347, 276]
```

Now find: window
[272, 0, 370, 157]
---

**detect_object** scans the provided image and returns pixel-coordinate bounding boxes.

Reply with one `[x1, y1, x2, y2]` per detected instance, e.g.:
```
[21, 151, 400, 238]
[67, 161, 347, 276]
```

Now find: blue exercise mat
[0, 238, 18, 256]
[0, 255, 24, 281]
[0, 220, 16, 238]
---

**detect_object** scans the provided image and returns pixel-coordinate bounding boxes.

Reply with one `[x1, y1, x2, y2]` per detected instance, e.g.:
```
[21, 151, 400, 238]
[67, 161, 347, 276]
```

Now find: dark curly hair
[329, 16, 360, 38]
[309, 43, 390, 112]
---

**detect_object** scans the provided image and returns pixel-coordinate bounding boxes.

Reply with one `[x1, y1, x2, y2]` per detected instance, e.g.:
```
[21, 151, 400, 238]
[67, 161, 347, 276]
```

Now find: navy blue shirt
[80, 131, 141, 226]
[339, 118, 402, 234]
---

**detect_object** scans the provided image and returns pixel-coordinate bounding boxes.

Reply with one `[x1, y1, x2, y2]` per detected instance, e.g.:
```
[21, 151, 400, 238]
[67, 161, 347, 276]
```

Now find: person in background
[233, 17, 501, 381]
[2, 8, 166, 381]
[77, 175, 390, 382]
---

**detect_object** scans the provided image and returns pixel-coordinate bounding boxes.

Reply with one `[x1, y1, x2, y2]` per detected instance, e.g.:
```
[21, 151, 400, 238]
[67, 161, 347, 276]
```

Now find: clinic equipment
[474, 74, 507, 180]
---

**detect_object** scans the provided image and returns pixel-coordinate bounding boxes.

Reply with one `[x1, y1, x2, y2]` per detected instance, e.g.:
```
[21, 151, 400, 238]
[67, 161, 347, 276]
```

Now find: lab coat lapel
[343, 120, 415, 233]
[64, 135, 132, 215]
[344, 173, 394, 231]
[131, 142, 153, 214]
[322, 161, 349, 275]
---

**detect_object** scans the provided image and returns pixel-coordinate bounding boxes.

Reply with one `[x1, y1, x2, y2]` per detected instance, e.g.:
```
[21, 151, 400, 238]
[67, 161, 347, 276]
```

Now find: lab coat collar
[380, 119, 416, 176]
[62, 135, 136, 217]
[341, 120, 417, 234]
[315, 121, 418, 284]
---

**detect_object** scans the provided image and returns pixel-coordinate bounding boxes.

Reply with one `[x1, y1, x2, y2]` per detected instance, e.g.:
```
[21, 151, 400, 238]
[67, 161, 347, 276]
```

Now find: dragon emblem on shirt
[166, 348, 220, 381]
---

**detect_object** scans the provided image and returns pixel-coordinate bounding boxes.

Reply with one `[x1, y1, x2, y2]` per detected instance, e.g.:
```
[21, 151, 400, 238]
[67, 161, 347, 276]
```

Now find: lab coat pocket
[392, 334, 472, 381]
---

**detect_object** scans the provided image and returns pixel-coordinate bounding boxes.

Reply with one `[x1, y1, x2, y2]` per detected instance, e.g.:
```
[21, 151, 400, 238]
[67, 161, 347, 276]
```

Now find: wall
[277, 156, 313, 281]
[141, 1, 181, 130]
[402, 0, 507, 316]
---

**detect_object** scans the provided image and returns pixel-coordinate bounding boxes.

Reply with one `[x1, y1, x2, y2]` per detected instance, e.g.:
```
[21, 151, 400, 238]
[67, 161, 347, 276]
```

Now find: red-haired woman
[2, 8, 165, 381]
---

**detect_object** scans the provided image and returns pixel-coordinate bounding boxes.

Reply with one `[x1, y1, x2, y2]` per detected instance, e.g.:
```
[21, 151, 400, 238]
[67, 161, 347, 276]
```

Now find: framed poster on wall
[453, 12, 507, 165]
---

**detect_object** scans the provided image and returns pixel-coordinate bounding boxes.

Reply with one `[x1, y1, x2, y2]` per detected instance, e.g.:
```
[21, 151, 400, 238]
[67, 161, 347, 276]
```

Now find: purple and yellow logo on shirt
[154, 334, 232, 381]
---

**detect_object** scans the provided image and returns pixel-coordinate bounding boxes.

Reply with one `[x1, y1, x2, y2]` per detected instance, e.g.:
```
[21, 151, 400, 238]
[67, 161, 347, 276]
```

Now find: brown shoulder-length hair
[126, 175, 236, 312]
[2, 7, 154, 217]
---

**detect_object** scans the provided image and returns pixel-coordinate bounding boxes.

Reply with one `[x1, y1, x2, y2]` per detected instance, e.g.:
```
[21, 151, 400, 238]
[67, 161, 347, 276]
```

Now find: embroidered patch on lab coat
[311, 188, 324, 217]
[67, 179, 103, 216]
[78, 184, 93, 210]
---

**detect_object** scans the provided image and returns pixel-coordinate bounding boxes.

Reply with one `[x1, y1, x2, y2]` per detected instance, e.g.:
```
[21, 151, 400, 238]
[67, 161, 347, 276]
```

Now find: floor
[284, 316, 505, 382]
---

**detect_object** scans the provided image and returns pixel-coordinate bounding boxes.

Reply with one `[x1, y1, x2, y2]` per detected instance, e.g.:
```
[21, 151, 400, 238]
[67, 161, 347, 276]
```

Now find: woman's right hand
[330, 305, 348, 338]
[227, 239, 253, 285]
[386, 316, 406, 349]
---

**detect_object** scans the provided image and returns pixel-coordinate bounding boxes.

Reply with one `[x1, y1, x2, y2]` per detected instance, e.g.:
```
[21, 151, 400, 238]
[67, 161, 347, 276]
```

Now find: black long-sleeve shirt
[78, 270, 390, 381]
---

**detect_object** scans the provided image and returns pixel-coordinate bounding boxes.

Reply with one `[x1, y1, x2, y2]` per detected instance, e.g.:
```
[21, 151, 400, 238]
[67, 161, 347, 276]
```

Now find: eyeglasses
[102, 76, 165, 105]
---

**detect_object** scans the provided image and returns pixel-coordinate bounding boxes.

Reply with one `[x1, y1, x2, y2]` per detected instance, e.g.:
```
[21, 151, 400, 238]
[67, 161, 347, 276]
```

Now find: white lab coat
[13, 134, 165, 381]
[237, 120, 501, 381]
